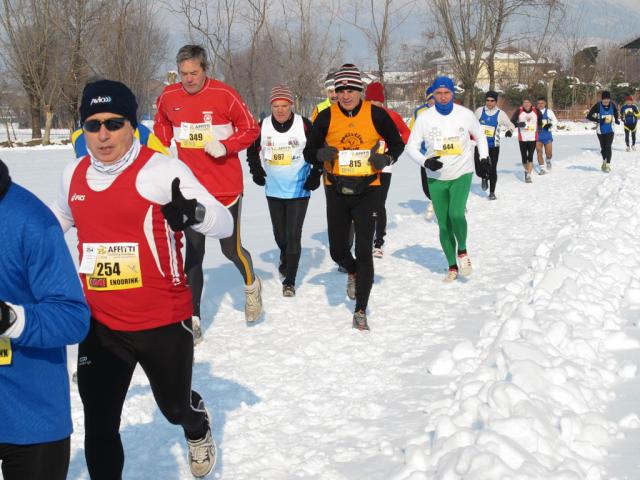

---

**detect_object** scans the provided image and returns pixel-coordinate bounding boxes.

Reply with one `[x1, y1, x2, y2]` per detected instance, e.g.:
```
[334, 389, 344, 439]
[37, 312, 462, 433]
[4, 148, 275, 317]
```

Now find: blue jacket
[0, 180, 90, 444]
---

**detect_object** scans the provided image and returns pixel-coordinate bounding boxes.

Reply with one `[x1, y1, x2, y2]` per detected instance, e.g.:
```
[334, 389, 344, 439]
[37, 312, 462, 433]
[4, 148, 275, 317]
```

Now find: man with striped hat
[303, 63, 404, 330]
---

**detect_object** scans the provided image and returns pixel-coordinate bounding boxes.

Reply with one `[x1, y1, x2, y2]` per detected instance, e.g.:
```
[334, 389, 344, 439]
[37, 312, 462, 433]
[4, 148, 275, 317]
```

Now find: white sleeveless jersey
[260, 114, 310, 199]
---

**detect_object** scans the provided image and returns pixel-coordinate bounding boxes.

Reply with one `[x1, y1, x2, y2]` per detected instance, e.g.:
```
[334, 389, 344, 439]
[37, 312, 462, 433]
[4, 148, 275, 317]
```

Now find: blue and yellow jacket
[71, 123, 169, 158]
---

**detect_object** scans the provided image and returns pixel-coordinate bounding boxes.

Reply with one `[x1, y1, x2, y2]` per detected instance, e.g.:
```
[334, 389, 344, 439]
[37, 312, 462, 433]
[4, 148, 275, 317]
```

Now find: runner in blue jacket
[0, 159, 90, 480]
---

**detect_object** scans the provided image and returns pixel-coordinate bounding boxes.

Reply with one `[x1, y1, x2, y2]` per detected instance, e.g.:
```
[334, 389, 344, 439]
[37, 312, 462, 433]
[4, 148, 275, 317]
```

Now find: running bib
[265, 145, 293, 166]
[602, 115, 613, 124]
[338, 150, 374, 176]
[483, 125, 496, 137]
[0, 338, 11, 366]
[80, 243, 143, 291]
[434, 136, 463, 156]
[179, 122, 213, 149]
[525, 124, 536, 131]
[541, 119, 549, 127]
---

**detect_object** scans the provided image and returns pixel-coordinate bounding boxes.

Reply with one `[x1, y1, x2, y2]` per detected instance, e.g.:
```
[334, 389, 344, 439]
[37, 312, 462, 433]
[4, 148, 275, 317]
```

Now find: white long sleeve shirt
[406, 104, 489, 181]
[51, 142, 234, 238]
[474, 106, 516, 147]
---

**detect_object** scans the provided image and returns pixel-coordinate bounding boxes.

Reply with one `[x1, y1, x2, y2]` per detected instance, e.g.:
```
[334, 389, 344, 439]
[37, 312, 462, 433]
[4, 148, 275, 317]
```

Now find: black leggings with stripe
[78, 319, 207, 480]
[185, 195, 255, 317]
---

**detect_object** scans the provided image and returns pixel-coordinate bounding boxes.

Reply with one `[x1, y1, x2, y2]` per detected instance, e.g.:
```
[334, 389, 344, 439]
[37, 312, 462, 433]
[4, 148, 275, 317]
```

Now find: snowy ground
[2, 132, 640, 479]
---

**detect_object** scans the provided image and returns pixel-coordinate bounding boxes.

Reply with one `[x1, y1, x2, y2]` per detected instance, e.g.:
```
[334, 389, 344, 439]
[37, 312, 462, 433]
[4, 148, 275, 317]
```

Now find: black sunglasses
[83, 117, 128, 133]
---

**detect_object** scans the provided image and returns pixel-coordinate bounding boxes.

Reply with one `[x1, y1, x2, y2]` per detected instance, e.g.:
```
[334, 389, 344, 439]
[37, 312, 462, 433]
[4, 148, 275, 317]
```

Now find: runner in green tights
[406, 76, 489, 282]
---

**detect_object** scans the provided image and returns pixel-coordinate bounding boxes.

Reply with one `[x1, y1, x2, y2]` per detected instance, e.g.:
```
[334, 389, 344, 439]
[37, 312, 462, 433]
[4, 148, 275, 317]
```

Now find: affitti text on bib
[434, 136, 463, 156]
[179, 122, 213, 149]
[80, 243, 143, 291]
[338, 150, 374, 176]
[265, 145, 293, 166]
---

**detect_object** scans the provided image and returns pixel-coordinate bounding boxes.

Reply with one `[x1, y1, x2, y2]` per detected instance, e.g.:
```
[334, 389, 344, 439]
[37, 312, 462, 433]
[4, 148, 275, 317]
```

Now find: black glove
[303, 167, 322, 191]
[479, 157, 492, 179]
[0, 301, 17, 335]
[317, 146, 339, 163]
[517, 122, 526, 128]
[542, 123, 552, 131]
[424, 156, 443, 171]
[368, 141, 391, 171]
[0, 159, 11, 199]
[505, 130, 513, 138]
[161, 177, 203, 231]
[250, 163, 267, 186]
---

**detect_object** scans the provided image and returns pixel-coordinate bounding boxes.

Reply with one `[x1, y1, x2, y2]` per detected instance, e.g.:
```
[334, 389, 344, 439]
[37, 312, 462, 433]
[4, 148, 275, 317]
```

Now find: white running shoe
[443, 268, 458, 283]
[244, 276, 263, 323]
[425, 202, 435, 221]
[633, 145, 637, 151]
[525, 172, 532, 183]
[192, 315, 203, 346]
[186, 413, 216, 478]
[626, 146, 631, 152]
[546, 159, 552, 170]
[347, 273, 356, 300]
[373, 247, 383, 258]
[538, 166, 546, 175]
[458, 253, 472, 276]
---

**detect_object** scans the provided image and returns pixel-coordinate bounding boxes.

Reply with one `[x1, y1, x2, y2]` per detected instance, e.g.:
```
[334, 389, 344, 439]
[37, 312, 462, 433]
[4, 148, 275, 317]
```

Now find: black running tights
[185, 196, 255, 317]
[325, 185, 380, 312]
[266, 196, 310, 286]
[597, 133, 614, 163]
[78, 319, 207, 480]
[0, 438, 69, 480]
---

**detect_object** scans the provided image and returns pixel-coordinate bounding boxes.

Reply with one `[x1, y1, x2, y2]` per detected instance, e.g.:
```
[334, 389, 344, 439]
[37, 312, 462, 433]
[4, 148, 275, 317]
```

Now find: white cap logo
[90, 96, 112, 106]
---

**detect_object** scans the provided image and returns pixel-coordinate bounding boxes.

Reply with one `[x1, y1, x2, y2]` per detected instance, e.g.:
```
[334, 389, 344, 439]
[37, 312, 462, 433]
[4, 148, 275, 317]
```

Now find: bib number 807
[96, 262, 121, 276]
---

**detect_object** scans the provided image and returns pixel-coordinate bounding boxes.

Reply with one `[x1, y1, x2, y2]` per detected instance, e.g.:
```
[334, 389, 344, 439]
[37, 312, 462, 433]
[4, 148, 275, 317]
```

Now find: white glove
[204, 139, 227, 158]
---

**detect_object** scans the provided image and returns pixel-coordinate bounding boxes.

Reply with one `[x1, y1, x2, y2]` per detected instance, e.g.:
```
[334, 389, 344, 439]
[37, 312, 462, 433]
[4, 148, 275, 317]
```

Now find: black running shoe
[481, 177, 488, 191]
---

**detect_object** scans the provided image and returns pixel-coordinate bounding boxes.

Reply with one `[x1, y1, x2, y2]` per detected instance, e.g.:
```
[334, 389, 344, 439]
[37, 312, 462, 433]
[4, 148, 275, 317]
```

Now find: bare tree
[53, 0, 108, 131]
[485, 0, 557, 90]
[0, 0, 62, 142]
[267, 0, 343, 115]
[429, 0, 491, 107]
[340, 0, 415, 83]
[92, 0, 168, 118]
[171, 0, 241, 80]
[515, 0, 563, 87]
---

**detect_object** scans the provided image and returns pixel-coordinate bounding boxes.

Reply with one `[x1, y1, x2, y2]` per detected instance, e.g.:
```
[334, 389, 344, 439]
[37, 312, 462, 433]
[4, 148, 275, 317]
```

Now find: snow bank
[393, 160, 640, 479]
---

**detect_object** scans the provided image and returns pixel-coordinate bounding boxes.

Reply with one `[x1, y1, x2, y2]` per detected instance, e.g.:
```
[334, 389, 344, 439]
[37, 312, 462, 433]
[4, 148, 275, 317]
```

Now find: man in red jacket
[155, 45, 262, 337]
[364, 81, 409, 258]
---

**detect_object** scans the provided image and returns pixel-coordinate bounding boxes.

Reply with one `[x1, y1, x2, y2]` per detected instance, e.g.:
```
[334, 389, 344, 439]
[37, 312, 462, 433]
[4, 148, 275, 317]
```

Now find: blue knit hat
[431, 76, 455, 93]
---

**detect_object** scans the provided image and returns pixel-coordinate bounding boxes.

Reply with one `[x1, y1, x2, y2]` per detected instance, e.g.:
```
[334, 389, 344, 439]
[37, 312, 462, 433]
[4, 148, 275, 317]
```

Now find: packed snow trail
[2, 134, 638, 479]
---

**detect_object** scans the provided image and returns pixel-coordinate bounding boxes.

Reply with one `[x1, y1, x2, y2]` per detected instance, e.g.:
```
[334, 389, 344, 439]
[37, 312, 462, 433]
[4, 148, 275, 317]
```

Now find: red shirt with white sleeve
[154, 78, 260, 203]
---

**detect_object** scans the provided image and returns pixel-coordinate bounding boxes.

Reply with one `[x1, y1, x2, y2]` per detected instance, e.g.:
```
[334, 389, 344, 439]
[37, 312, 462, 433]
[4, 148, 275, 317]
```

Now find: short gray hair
[176, 45, 209, 71]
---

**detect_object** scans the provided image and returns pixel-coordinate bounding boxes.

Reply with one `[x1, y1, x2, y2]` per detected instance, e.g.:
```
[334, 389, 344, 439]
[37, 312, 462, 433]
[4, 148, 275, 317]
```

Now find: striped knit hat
[270, 85, 294, 104]
[334, 63, 364, 92]
[324, 70, 336, 90]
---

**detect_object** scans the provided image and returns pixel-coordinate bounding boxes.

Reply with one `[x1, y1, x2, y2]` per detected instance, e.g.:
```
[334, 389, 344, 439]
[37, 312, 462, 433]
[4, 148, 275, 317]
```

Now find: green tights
[427, 173, 472, 268]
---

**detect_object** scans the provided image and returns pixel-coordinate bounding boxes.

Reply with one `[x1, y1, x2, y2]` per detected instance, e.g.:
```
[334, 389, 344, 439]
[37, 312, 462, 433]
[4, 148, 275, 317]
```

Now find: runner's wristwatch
[0, 301, 17, 335]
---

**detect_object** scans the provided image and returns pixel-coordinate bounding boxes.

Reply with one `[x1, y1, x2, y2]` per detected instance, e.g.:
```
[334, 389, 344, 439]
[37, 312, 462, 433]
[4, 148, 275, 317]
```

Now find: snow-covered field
[2, 132, 640, 479]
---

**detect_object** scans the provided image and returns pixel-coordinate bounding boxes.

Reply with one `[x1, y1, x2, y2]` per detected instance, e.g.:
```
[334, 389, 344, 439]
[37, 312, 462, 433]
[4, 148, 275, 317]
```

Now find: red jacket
[154, 78, 260, 201]
[385, 108, 411, 144]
